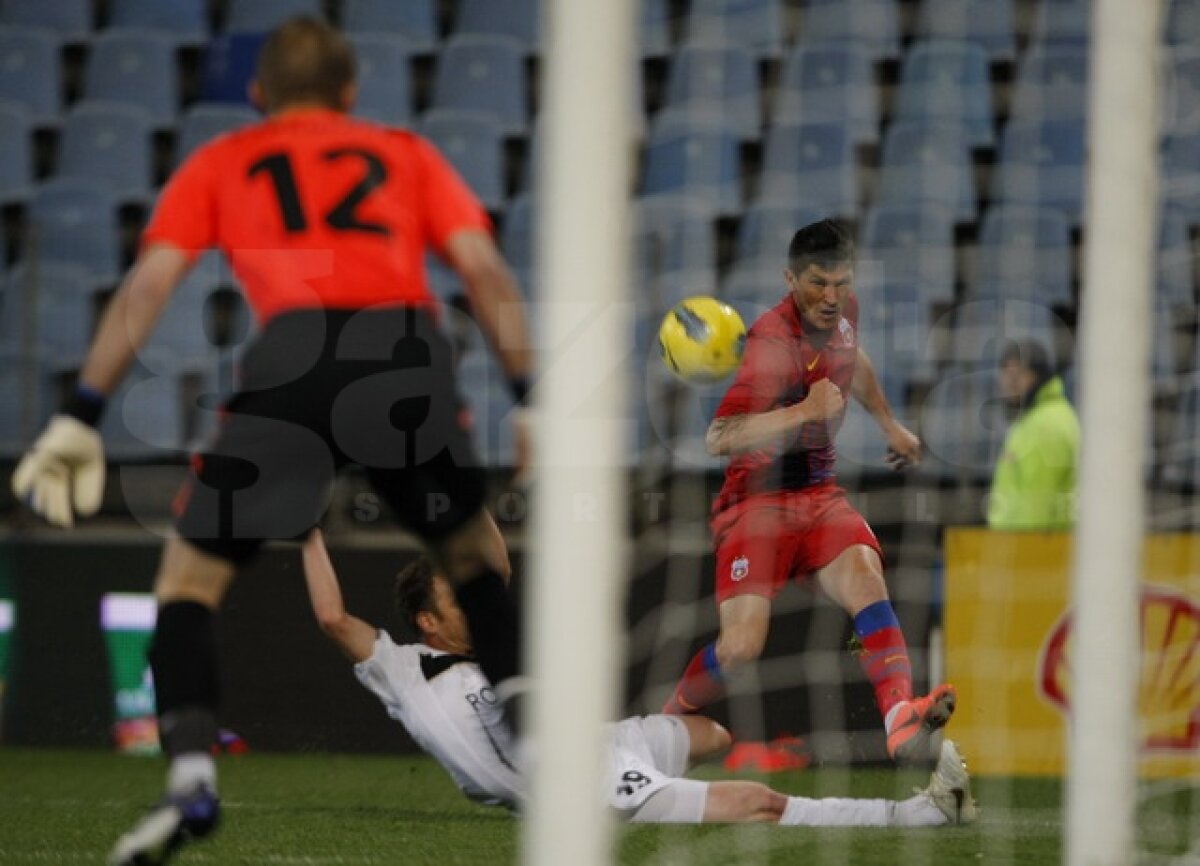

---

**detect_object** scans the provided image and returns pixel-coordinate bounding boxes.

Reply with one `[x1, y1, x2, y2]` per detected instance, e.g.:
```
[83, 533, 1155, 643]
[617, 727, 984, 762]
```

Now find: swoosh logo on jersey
[806, 354, 821, 371]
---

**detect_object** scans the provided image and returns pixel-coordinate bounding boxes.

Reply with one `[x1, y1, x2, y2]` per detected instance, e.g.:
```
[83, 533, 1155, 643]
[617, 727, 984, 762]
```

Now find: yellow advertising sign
[944, 529, 1200, 778]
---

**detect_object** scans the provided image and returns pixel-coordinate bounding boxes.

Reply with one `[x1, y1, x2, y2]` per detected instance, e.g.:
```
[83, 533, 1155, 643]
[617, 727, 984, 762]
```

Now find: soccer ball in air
[657, 297, 746, 384]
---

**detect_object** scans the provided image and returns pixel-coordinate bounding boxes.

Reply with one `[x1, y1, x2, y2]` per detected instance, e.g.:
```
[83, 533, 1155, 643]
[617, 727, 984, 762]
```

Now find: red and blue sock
[663, 643, 725, 715]
[852, 600, 913, 720]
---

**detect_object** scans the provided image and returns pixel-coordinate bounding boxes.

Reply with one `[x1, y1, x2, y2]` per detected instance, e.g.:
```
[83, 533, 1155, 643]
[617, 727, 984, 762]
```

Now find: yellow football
[657, 296, 746, 384]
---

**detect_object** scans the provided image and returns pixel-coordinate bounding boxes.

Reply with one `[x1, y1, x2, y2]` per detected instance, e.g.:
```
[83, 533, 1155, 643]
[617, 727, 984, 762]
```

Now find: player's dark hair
[394, 556, 438, 639]
[999, 338, 1053, 379]
[787, 219, 855, 275]
[256, 17, 356, 112]
[1000, 338, 1056, 399]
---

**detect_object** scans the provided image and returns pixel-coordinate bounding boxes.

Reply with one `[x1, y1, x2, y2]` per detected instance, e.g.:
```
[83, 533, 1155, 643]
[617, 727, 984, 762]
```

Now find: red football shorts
[711, 482, 883, 604]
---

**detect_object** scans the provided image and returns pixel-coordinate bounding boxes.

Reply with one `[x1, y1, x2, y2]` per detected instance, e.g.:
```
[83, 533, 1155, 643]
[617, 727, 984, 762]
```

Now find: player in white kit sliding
[301, 530, 976, 826]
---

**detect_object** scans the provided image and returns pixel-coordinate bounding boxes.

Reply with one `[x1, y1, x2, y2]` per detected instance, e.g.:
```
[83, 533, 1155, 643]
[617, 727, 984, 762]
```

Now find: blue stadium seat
[26, 179, 122, 282]
[637, 353, 726, 470]
[0, 26, 62, 126]
[1031, 0, 1090, 46]
[1158, 206, 1195, 307]
[424, 254, 463, 304]
[1162, 377, 1200, 488]
[918, 364, 1007, 484]
[57, 101, 154, 203]
[342, 0, 437, 54]
[877, 122, 977, 224]
[758, 122, 857, 217]
[972, 205, 1073, 306]
[773, 42, 878, 145]
[431, 36, 528, 136]
[838, 282, 927, 479]
[641, 213, 712, 293]
[348, 33, 414, 127]
[454, 0, 538, 52]
[1165, 46, 1200, 137]
[500, 192, 535, 273]
[630, 214, 660, 296]
[640, 125, 743, 218]
[1163, 131, 1200, 216]
[0, 262, 94, 359]
[421, 110, 505, 211]
[199, 31, 265, 104]
[0, 100, 34, 204]
[108, 0, 208, 46]
[860, 203, 957, 304]
[835, 399, 907, 481]
[894, 40, 994, 148]
[669, 389, 727, 471]
[1167, 0, 1200, 44]
[1010, 45, 1088, 125]
[101, 353, 189, 458]
[649, 217, 720, 305]
[225, 0, 323, 33]
[143, 283, 219, 360]
[843, 289, 922, 468]
[0, 0, 90, 42]
[660, 43, 761, 141]
[800, 0, 900, 62]
[721, 263, 790, 321]
[734, 202, 826, 264]
[947, 297, 1067, 369]
[914, 0, 1015, 63]
[993, 120, 1086, 223]
[630, 61, 649, 140]
[1152, 297, 1183, 382]
[684, 0, 784, 60]
[456, 349, 517, 467]
[0, 349, 58, 455]
[143, 253, 241, 364]
[84, 29, 179, 130]
[517, 122, 540, 192]
[723, 201, 807, 311]
[641, 0, 671, 59]
[176, 102, 257, 163]
[855, 278, 934, 383]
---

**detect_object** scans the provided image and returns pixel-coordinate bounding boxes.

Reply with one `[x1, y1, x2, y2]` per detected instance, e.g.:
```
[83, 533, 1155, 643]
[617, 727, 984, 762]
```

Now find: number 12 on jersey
[249, 149, 391, 236]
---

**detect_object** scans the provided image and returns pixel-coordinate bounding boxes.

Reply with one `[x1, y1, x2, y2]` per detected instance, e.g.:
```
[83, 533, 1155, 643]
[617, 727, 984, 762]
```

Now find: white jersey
[354, 632, 694, 819]
[354, 631, 522, 807]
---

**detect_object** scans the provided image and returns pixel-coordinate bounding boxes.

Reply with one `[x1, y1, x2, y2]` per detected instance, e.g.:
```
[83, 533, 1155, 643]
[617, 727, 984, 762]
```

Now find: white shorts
[608, 715, 708, 824]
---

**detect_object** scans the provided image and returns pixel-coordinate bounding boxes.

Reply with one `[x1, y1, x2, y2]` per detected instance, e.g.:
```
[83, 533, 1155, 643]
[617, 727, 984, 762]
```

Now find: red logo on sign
[1039, 586, 1200, 752]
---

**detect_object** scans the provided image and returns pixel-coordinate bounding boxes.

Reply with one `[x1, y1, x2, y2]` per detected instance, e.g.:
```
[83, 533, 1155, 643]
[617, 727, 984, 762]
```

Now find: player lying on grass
[301, 530, 976, 826]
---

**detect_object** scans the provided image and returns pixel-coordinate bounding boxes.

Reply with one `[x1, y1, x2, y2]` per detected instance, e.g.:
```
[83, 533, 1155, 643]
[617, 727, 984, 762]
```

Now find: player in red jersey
[662, 220, 956, 765]
[10, 19, 530, 866]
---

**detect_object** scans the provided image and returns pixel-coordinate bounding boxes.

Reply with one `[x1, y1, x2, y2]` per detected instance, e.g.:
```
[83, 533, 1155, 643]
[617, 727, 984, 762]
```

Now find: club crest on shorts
[731, 555, 749, 581]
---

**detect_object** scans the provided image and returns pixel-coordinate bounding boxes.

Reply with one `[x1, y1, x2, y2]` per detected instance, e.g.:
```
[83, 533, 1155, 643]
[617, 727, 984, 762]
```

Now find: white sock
[780, 795, 893, 827]
[892, 793, 948, 827]
[167, 752, 217, 795]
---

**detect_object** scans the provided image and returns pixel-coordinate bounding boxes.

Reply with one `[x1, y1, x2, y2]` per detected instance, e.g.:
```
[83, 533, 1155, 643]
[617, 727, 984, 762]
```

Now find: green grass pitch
[0, 748, 1194, 865]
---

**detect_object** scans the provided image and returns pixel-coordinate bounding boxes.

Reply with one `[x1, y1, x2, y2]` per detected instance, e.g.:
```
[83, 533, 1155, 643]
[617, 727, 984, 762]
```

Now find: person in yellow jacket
[987, 339, 1080, 530]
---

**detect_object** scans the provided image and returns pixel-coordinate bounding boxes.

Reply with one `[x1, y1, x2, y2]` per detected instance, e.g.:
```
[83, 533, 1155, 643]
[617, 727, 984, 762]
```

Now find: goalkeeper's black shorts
[174, 306, 486, 564]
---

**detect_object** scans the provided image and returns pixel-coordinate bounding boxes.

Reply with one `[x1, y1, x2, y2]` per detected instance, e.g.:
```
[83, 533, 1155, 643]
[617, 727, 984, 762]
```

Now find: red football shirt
[143, 108, 491, 324]
[713, 292, 860, 514]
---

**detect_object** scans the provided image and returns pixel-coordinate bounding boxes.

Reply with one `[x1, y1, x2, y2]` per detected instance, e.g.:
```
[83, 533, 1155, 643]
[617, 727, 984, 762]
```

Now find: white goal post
[1068, 1, 1162, 864]
[526, 3, 635, 866]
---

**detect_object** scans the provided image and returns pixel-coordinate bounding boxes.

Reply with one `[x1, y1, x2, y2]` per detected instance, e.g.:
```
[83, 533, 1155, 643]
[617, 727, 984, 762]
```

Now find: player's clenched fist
[11, 416, 105, 528]
[798, 377, 844, 422]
